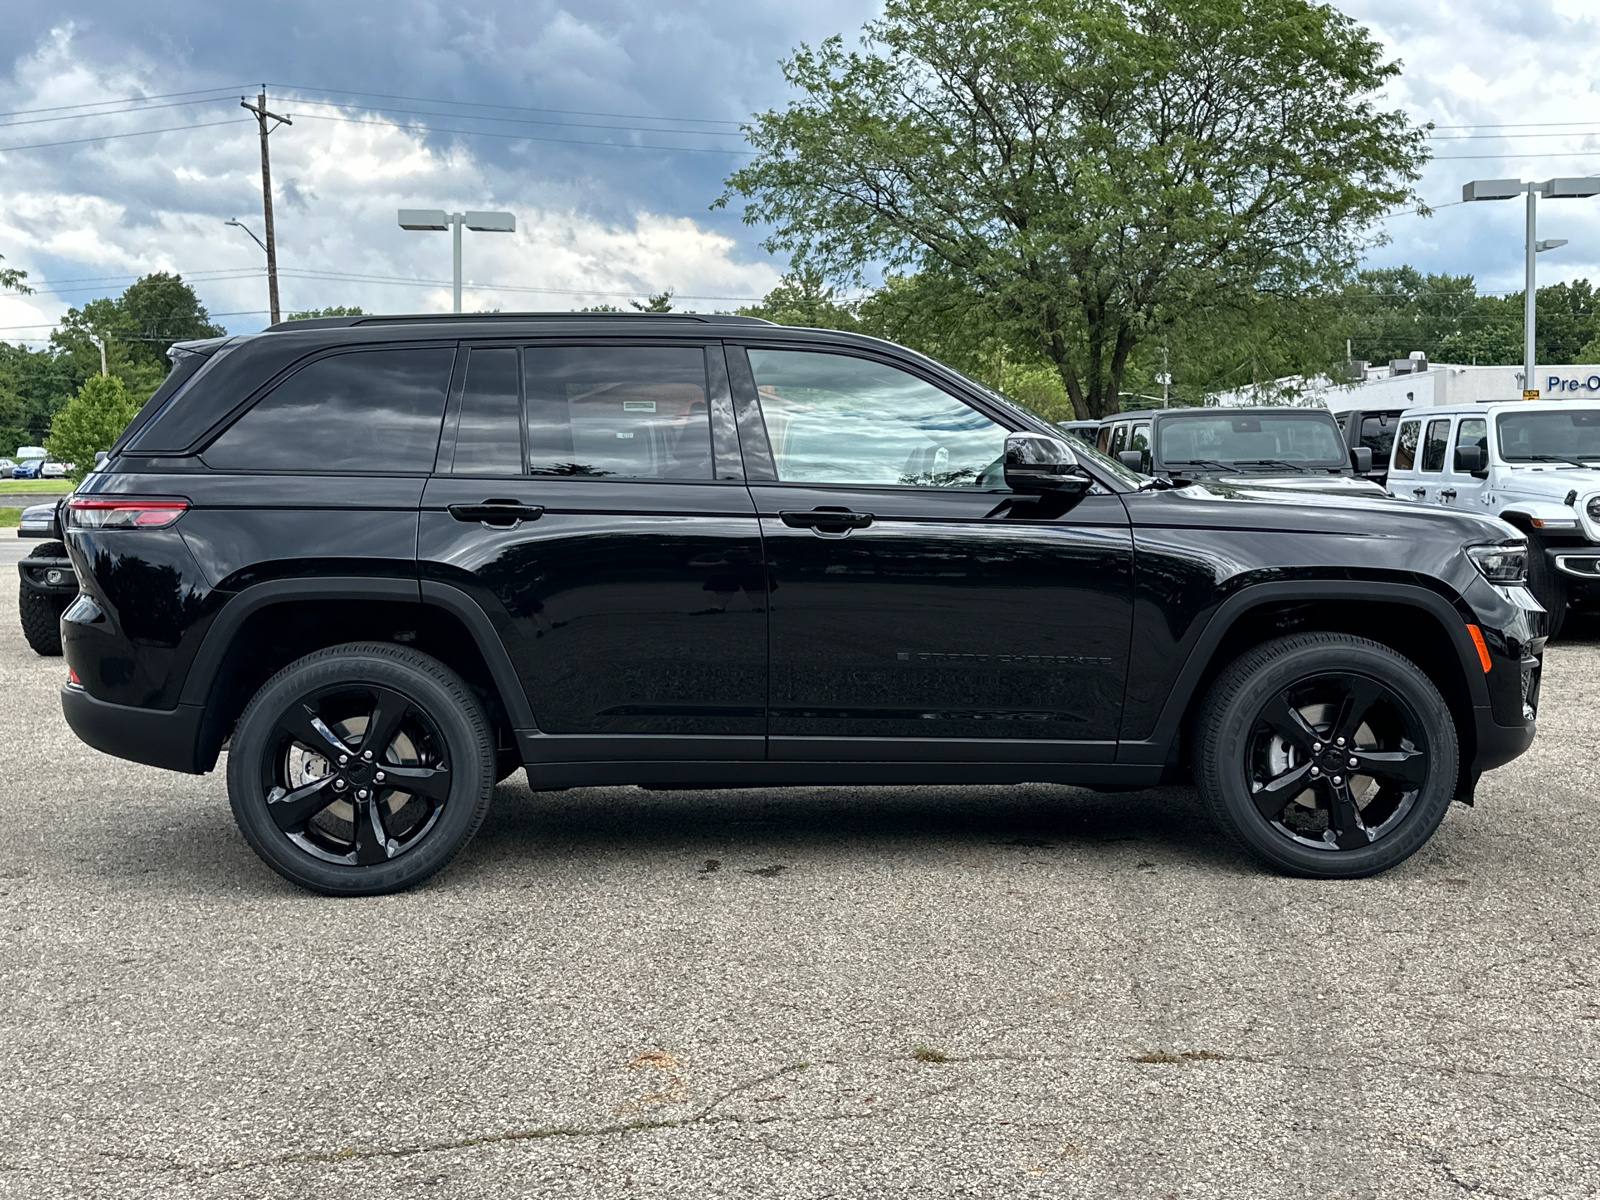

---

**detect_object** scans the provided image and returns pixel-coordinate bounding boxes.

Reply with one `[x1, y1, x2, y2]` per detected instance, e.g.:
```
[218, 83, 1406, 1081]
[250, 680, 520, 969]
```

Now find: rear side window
[1394, 420, 1420, 471]
[1421, 418, 1450, 472]
[204, 348, 454, 473]
[1110, 424, 1128, 454]
[1453, 417, 1487, 471]
[524, 347, 712, 478]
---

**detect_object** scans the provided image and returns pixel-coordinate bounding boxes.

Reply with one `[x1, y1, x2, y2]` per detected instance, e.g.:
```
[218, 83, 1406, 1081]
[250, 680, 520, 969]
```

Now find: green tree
[1, 253, 30, 294]
[721, 0, 1425, 418]
[738, 269, 861, 330]
[630, 290, 675, 312]
[45, 373, 139, 481]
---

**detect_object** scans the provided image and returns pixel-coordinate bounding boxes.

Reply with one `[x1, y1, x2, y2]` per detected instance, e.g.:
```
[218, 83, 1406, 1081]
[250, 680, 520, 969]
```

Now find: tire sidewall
[227, 644, 494, 895]
[1202, 639, 1458, 878]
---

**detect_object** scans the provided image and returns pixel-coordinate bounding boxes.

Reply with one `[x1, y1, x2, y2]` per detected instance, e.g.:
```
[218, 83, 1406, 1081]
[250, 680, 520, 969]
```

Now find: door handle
[1440, 488, 1457, 499]
[779, 508, 875, 531]
[448, 499, 545, 527]
[1412, 487, 1427, 497]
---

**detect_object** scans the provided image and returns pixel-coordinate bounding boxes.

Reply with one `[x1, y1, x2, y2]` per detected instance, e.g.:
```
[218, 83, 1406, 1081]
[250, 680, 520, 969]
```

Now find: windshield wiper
[1165, 459, 1234, 472]
[1228, 459, 1320, 472]
[1518, 453, 1599, 469]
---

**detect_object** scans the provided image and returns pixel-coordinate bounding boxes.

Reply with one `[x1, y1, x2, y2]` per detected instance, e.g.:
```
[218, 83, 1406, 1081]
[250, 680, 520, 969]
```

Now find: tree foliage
[45, 373, 140, 481]
[722, 0, 1426, 418]
[286, 305, 365, 320]
[1, 253, 30, 295]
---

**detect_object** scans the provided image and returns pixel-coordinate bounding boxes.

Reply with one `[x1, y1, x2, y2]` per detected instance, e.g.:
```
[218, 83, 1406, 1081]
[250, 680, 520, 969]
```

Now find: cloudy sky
[2, 0, 1599, 344]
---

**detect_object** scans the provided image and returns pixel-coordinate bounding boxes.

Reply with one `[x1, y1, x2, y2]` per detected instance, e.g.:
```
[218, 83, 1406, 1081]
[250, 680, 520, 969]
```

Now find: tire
[1194, 633, 1459, 879]
[19, 586, 67, 656]
[1525, 534, 1567, 639]
[226, 642, 496, 896]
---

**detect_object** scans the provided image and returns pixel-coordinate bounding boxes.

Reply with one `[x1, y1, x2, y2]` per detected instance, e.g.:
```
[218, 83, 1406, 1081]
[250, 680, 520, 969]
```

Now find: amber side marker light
[1466, 624, 1493, 673]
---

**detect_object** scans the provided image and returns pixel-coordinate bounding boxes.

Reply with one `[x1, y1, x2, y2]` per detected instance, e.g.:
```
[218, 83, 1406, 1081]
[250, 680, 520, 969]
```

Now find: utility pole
[90, 336, 107, 377]
[241, 89, 292, 325]
[1161, 345, 1170, 405]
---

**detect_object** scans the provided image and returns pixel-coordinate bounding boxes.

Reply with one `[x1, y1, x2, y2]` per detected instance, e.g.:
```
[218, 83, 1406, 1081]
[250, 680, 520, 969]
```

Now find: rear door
[729, 344, 1133, 764]
[1389, 417, 1422, 501]
[1417, 416, 1453, 505]
[418, 340, 766, 762]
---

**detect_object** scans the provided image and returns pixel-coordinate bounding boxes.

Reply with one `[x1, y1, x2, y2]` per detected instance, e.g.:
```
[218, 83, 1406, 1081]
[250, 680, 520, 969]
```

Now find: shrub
[46, 374, 139, 482]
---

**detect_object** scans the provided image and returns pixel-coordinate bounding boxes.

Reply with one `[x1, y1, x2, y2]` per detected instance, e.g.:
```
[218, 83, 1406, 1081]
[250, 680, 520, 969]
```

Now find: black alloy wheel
[227, 643, 495, 895]
[1195, 633, 1458, 878]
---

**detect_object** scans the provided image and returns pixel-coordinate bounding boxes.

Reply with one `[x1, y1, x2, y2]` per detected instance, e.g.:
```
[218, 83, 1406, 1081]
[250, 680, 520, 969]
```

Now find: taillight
[67, 497, 188, 530]
[67, 668, 81, 685]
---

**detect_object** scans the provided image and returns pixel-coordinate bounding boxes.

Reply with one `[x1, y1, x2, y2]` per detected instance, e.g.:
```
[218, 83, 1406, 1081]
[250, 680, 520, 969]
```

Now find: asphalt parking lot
[1, 530, 1597, 1199]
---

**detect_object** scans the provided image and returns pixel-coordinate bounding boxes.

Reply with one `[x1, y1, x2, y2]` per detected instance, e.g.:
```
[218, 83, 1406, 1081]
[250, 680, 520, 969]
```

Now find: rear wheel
[1525, 533, 1567, 638]
[227, 643, 495, 896]
[1194, 633, 1458, 879]
[19, 586, 68, 656]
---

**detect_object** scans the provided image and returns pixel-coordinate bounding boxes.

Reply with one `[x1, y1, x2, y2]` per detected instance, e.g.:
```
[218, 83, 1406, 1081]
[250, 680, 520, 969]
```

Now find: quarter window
[523, 347, 712, 479]
[746, 349, 1006, 487]
[1453, 418, 1487, 472]
[204, 347, 454, 473]
[449, 348, 521, 475]
[1394, 420, 1420, 471]
[1420, 419, 1450, 472]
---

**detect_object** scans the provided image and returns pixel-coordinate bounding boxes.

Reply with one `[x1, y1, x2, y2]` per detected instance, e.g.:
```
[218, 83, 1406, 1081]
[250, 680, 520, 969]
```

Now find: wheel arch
[1120, 581, 1488, 797]
[182, 578, 533, 772]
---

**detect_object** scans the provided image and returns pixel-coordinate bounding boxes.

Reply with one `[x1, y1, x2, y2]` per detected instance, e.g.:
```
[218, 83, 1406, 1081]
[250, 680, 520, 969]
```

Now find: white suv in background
[1388, 401, 1600, 635]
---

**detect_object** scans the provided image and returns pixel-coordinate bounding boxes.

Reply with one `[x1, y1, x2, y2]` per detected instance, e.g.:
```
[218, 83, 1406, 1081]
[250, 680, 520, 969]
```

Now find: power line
[290, 111, 753, 155]
[0, 85, 250, 120]
[0, 117, 254, 153]
[0, 95, 236, 129]
[269, 82, 745, 127]
[286, 97, 745, 140]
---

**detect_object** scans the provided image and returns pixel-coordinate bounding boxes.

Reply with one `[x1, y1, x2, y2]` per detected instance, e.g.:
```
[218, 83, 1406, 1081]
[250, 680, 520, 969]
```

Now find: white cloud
[0, 27, 782, 341]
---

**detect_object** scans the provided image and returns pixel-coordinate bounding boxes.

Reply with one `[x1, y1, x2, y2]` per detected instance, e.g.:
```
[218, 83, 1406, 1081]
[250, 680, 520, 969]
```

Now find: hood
[1213, 473, 1388, 498]
[1497, 464, 1600, 495]
[1141, 477, 1521, 543]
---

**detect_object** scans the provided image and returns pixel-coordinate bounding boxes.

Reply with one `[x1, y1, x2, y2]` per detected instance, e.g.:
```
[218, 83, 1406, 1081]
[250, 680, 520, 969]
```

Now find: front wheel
[1194, 633, 1459, 879]
[227, 643, 496, 896]
[1526, 533, 1567, 639]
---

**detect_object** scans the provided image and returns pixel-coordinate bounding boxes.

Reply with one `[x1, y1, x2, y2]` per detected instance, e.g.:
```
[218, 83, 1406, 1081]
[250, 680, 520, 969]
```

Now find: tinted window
[1095, 425, 1111, 452]
[1453, 418, 1487, 472]
[748, 349, 1006, 487]
[205, 348, 453, 473]
[523, 347, 711, 478]
[1130, 423, 1151, 451]
[1110, 424, 1128, 454]
[1497, 410, 1600, 462]
[1359, 416, 1396, 462]
[1157, 414, 1343, 465]
[1421, 419, 1450, 472]
[449, 348, 522, 474]
[1394, 420, 1420, 471]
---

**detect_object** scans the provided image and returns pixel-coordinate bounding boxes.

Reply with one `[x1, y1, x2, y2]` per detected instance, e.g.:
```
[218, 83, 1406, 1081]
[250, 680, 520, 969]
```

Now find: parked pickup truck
[1387, 401, 1600, 635]
[1335, 406, 1411, 488]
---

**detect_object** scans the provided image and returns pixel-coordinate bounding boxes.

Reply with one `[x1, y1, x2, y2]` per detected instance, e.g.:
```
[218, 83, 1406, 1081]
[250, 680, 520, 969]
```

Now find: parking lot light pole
[398, 209, 516, 313]
[1464, 177, 1600, 398]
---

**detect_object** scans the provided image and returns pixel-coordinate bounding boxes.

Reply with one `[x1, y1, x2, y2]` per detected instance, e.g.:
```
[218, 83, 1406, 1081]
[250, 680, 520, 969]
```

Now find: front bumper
[60, 684, 208, 774]
[17, 553, 78, 597]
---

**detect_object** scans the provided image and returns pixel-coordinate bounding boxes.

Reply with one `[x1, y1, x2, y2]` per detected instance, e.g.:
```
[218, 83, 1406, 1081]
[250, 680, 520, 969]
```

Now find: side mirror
[1004, 433, 1091, 495]
[1350, 446, 1373, 475]
[1455, 444, 1486, 476]
[1118, 449, 1146, 472]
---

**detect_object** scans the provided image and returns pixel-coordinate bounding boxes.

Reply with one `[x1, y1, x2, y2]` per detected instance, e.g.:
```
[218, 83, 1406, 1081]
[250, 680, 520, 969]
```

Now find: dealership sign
[1547, 373, 1600, 393]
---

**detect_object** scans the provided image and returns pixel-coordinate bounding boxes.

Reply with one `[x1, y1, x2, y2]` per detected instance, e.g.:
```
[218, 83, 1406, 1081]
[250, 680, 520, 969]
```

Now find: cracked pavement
[2, 535, 1598, 1198]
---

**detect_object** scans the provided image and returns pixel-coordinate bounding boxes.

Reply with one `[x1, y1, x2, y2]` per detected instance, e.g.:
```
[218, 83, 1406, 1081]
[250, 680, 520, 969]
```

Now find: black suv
[59, 314, 1543, 894]
[1097, 406, 1388, 499]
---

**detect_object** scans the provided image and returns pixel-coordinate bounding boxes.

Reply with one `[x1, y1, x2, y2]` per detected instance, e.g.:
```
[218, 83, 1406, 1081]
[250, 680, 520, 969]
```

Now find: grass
[0, 479, 73, 494]
[911, 1046, 952, 1064]
[0, 510, 19, 528]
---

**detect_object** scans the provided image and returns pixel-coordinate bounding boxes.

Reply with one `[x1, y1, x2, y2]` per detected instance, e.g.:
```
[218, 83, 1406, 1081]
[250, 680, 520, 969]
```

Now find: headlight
[1587, 496, 1600, 523]
[1466, 542, 1528, 585]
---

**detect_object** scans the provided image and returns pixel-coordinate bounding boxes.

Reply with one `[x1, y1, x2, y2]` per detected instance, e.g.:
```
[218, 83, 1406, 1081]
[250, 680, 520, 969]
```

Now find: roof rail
[265, 312, 775, 332]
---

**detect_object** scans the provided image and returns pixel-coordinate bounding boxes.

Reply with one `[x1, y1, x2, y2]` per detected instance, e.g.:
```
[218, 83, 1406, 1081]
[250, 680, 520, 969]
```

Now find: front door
[419, 341, 767, 761]
[1448, 416, 1489, 509]
[729, 345, 1134, 763]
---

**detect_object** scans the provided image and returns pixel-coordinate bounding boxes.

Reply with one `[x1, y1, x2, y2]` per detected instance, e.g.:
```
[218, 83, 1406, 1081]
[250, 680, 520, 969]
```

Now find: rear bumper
[60, 685, 208, 774]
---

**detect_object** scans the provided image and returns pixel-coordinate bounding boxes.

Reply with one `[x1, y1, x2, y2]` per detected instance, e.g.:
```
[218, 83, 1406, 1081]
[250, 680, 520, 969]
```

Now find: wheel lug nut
[362, 750, 374, 761]
[1332, 775, 1343, 785]
[374, 771, 386, 782]
[1348, 757, 1358, 767]
[1336, 737, 1345, 747]
[339, 755, 348, 765]
[333, 778, 346, 791]
[1310, 767, 1321, 776]
[1312, 742, 1322, 752]
[357, 789, 369, 800]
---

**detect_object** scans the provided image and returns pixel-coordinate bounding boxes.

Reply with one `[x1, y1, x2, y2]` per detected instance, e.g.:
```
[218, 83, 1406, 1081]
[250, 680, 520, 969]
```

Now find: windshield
[1157, 413, 1345, 466]
[1496, 409, 1600, 462]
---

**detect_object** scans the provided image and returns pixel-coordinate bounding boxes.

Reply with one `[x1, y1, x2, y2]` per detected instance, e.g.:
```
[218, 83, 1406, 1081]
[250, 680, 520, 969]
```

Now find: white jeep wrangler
[1388, 401, 1600, 635]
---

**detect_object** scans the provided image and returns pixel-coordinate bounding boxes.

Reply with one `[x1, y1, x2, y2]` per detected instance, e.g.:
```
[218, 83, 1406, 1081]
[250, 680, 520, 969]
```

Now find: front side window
[1109, 424, 1128, 455]
[524, 346, 712, 478]
[747, 349, 1006, 487]
[1130, 423, 1151, 452]
[205, 347, 455, 472]
[1394, 420, 1420, 471]
[1453, 418, 1487, 472]
[1420, 419, 1450, 472]
[1359, 415, 1396, 462]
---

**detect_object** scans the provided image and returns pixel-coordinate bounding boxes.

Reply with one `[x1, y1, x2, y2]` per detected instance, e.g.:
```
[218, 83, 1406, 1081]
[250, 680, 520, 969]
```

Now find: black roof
[264, 311, 776, 333]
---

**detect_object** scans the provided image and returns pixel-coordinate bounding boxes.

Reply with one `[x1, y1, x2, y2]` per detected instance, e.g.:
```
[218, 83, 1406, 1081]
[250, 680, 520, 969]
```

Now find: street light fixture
[398, 208, 516, 313]
[1463, 177, 1600, 398]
